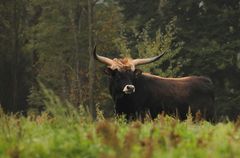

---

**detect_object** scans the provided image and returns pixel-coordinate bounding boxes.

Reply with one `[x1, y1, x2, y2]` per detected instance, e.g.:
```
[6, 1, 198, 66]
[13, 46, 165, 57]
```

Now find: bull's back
[142, 75, 215, 120]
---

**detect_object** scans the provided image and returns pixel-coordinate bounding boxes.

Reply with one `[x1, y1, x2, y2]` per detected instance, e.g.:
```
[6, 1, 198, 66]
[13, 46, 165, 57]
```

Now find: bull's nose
[123, 85, 135, 94]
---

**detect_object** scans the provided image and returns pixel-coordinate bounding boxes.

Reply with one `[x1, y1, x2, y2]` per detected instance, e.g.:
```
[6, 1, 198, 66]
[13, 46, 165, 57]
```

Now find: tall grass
[1, 89, 240, 158]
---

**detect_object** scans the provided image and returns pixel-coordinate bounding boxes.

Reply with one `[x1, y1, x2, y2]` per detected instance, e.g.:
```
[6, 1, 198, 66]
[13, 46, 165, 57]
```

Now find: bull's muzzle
[123, 85, 135, 94]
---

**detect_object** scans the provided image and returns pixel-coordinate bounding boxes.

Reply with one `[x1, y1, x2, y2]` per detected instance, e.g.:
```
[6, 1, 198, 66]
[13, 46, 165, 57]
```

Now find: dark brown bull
[93, 47, 215, 121]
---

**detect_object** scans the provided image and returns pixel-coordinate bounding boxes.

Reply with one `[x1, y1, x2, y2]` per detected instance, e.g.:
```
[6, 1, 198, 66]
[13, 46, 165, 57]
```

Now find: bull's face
[105, 68, 142, 95]
[92, 45, 165, 95]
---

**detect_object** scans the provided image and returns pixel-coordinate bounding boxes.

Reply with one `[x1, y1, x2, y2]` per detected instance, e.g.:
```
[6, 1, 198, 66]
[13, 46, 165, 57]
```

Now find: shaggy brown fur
[109, 58, 135, 71]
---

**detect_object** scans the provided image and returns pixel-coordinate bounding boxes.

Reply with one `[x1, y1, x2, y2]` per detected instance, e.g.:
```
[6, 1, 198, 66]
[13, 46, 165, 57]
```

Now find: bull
[93, 47, 215, 121]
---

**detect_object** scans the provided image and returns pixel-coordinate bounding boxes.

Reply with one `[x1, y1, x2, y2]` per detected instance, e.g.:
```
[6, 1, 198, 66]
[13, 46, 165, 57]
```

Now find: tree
[116, 0, 240, 118]
[26, 0, 90, 111]
[0, 0, 31, 112]
[88, 0, 95, 116]
[26, 0, 124, 115]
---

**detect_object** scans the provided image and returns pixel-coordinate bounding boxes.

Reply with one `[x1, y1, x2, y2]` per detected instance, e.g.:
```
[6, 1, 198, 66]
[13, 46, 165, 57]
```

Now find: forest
[0, 0, 240, 118]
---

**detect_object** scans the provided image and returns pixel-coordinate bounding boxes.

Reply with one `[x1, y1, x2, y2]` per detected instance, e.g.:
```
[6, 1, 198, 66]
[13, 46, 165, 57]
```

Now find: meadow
[0, 89, 238, 158]
[1, 105, 240, 158]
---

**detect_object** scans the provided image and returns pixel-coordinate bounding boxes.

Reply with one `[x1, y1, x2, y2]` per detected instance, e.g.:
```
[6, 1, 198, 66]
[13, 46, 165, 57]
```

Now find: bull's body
[111, 73, 214, 120]
[93, 46, 215, 121]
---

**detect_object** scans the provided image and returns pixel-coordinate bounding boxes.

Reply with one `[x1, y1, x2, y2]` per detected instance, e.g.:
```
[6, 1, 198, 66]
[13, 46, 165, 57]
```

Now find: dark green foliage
[116, 0, 240, 118]
[0, 0, 32, 112]
[0, 0, 240, 119]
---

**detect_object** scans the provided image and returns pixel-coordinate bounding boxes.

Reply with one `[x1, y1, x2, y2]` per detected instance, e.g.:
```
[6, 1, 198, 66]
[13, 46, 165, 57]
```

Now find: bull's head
[93, 46, 164, 95]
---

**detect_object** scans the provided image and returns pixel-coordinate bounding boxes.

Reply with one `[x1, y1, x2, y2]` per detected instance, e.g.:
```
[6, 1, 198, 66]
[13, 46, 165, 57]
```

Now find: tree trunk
[69, 4, 83, 107]
[88, 0, 95, 117]
[12, 0, 19, 112]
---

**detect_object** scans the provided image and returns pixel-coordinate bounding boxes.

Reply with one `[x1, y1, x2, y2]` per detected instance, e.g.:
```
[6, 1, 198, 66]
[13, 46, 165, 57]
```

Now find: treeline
[0, 0, 240, 119]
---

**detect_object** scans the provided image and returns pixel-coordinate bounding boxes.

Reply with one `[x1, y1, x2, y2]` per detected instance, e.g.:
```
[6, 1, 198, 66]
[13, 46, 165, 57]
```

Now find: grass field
[1, 108, 240, 158]
[1, 90, 240, 158]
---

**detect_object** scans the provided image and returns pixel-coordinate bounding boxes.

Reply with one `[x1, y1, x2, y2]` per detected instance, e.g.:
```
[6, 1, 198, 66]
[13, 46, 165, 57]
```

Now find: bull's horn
[92, 45, 113, 66]
[132, 52, 165, 66]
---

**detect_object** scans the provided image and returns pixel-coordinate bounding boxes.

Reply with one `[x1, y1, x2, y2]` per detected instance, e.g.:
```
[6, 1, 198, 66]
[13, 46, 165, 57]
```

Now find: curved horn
[132, 52, 165, 66]
[92, 45, 113, 66]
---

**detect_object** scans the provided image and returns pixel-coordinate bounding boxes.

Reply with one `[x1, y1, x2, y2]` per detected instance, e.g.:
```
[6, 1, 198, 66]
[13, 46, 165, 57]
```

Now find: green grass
[1, 89, 240, 158]
[1, 109, 240, 158]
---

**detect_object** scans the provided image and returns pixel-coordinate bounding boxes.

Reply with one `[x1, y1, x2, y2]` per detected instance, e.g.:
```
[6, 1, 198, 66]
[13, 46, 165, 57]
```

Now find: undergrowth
[1, 89, 240, 158]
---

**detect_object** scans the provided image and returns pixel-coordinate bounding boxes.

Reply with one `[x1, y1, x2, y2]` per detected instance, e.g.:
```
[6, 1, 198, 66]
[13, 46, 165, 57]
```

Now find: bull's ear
[104, 67, 116, 76]
[104, 67, 112, 75]
[134, 69, 142, 77]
